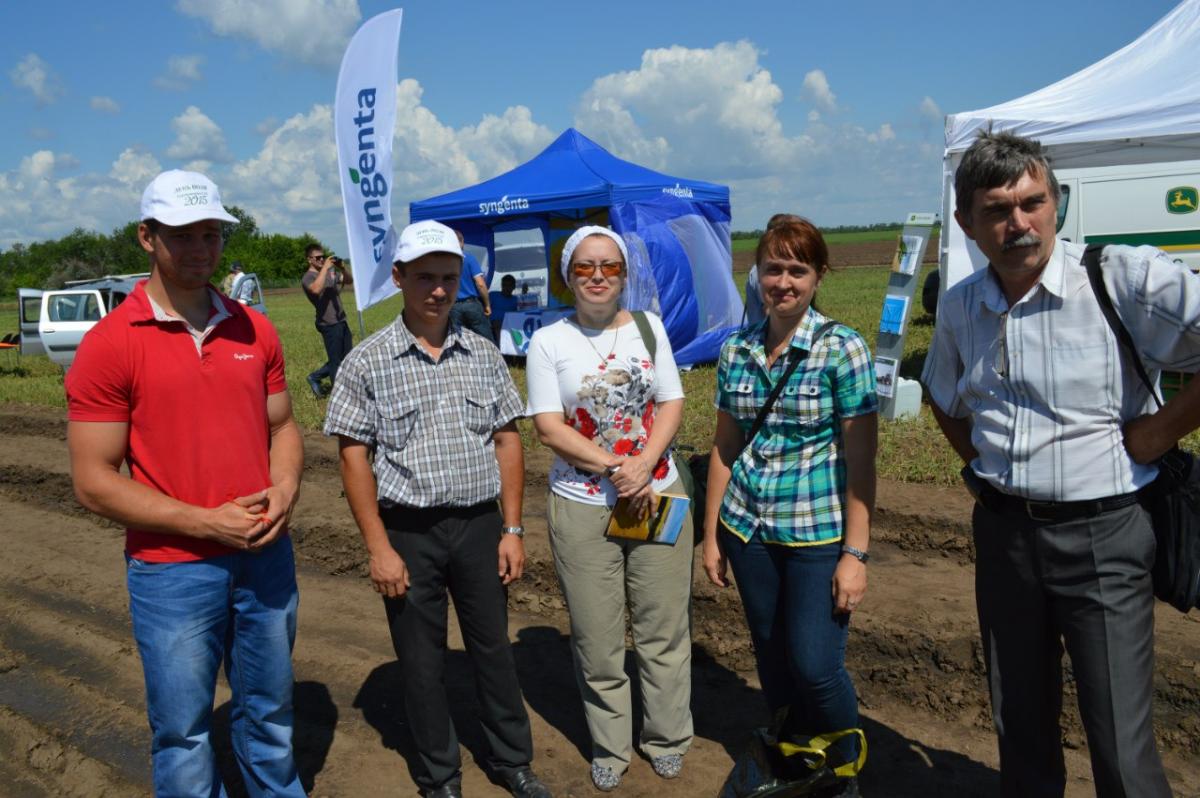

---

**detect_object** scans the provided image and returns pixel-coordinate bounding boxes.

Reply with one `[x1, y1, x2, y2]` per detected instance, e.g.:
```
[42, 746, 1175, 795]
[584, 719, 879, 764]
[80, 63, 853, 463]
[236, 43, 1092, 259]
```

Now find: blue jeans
[126, 537, 304, 798]
[309, 320, 353, 386]
[721, 531, 859, 762]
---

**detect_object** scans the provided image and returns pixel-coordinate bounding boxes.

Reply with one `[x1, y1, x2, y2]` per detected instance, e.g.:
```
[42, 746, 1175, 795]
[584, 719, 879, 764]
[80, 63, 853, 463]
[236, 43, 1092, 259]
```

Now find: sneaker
[306, 374, 325, 399]
[650, 753, 683, 779]
[590, 762, 620, 792]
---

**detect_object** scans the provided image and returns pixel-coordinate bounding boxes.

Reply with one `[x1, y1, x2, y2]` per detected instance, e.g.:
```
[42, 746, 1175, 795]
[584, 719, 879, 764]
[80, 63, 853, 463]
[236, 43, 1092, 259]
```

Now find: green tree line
[0, 206, 325, 295]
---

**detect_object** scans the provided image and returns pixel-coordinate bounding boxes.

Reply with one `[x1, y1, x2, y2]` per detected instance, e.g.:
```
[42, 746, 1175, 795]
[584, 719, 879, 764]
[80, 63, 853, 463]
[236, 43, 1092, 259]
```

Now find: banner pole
[357, 309, 366, 338]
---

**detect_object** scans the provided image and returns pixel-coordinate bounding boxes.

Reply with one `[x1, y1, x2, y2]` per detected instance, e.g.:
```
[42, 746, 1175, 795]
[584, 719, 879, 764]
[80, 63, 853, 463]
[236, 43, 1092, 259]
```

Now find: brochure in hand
[606, 490, 690, 544]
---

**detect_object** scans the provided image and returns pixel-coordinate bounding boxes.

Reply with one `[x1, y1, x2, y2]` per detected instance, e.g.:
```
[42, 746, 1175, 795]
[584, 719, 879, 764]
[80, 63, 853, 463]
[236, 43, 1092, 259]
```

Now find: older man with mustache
[922, 130, 1200, 798]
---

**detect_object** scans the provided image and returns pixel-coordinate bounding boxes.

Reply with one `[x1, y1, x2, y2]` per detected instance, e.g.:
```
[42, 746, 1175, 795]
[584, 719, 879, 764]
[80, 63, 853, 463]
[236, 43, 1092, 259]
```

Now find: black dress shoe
[424, 783, 462, 798]
[306, 374, 325, 399]
[506, 767, 552, 798]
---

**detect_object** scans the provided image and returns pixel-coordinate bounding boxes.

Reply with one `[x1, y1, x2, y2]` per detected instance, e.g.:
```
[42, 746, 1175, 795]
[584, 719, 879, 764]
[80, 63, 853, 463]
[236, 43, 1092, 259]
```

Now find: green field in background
[732, 227, 913, 254]
[0, 266, 958, 486]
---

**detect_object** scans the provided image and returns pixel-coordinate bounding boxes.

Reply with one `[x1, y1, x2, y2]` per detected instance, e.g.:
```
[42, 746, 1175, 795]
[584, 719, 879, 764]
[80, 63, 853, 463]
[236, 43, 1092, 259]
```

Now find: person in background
[66, 169, 306, 797]
[449, 229, 494, 341]
[526, 225, 693, 792]
[489, 274, 520, 343]
[742, 213, 805, 327]
[221, 260, 243, 295]
[922, 129, 1193, 797]
[302, 244, 354, 399]
[704, 219, 877, 798]
[325, 220, 551, 798]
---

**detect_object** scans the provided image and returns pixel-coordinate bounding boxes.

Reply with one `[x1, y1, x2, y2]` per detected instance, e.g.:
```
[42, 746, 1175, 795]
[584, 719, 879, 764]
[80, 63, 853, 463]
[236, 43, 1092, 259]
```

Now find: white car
[18, 272, 267, 369]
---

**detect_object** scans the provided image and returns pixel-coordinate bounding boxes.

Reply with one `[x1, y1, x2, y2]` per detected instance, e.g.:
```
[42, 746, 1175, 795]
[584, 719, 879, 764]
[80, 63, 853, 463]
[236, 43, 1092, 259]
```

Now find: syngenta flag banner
[335, 8, 403, 311]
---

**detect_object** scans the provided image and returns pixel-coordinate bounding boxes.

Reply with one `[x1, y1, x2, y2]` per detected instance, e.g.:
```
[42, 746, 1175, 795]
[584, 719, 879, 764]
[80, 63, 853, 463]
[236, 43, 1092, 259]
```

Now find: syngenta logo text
[346, 88, 389, 262]
[478, 195, 530, 216]
[662, 183, 693, 199]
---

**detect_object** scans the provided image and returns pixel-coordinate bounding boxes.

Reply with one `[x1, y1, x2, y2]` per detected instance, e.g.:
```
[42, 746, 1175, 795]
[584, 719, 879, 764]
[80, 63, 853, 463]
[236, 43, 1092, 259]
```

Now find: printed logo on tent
[478, 195, 530, 216]
[662, 183, 694, 199]
[1166, 187, 1198, 215]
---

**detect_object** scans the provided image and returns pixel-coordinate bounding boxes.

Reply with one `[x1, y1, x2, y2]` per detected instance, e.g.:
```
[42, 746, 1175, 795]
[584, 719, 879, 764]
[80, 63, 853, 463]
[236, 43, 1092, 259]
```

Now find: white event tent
[941, 0, 1200, 286]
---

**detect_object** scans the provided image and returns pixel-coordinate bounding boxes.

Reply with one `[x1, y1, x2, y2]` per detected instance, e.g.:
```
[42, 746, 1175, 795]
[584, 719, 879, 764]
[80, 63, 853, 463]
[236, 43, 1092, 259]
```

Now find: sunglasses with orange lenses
[571, 260, 624, 278]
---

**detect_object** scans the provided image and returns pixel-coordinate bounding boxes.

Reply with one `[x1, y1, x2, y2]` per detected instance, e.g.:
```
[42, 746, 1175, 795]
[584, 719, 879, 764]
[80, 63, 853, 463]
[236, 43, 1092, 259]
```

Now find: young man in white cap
[66, 169, 307, 797]
[325, 220, 551, 798]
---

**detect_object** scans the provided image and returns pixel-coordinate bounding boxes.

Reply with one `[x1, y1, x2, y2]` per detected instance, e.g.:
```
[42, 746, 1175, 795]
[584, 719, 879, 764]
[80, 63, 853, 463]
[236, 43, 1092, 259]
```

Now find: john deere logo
[1166, 186, 1198, 214]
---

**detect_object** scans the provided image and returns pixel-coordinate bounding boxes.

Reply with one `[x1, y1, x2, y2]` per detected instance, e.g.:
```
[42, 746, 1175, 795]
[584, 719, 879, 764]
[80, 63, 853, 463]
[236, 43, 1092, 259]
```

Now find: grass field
[731, 227, 924, 253]
[0, 267, 960, 485]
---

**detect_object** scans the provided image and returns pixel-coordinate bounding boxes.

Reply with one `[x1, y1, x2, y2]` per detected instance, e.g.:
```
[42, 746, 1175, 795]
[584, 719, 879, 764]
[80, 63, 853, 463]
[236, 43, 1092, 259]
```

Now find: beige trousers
[546, 481, 695, 772]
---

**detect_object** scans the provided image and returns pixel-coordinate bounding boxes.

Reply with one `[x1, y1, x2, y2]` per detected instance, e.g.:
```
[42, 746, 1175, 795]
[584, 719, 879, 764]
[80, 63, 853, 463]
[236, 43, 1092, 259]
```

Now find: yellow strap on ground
[776, 728, 867, 777]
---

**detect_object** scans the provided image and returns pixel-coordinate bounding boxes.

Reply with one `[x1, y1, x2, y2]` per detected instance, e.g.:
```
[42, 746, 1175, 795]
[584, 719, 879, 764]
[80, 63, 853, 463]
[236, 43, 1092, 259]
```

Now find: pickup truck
[18, 272, 267, 369]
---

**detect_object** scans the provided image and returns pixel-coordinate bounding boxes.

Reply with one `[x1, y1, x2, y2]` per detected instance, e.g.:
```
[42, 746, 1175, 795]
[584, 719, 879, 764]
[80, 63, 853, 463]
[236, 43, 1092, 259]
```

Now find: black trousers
[973, 500, 1171, 798]
[380, 503, 533, 790]
[309, 320, 353, 385]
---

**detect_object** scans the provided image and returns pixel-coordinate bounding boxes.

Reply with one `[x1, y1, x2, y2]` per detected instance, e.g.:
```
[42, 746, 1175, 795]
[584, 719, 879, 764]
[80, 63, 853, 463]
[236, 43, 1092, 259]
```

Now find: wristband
[841, 544, 869, 564]
[501, 526, 525, 538]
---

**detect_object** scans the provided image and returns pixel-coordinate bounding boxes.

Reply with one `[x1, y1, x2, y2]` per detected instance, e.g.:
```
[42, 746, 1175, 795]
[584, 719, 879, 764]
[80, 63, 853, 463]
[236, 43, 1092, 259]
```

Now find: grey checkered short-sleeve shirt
[323, 317, 523, 508]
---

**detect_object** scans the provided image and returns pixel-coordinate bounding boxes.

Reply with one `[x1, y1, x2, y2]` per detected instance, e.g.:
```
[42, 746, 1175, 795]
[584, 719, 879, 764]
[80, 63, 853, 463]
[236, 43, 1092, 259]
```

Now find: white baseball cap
[140, 169, 239, 226]
[393, 220, 463, 263]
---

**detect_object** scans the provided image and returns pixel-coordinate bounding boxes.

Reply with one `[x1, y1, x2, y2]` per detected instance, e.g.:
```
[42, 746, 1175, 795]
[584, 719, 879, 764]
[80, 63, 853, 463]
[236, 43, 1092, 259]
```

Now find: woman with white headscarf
[525, 226, 693, 792]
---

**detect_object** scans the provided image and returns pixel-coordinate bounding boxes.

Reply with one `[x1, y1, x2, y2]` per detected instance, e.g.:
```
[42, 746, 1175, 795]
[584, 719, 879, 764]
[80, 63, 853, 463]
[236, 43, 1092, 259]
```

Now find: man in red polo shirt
[65, 169, 307, 797]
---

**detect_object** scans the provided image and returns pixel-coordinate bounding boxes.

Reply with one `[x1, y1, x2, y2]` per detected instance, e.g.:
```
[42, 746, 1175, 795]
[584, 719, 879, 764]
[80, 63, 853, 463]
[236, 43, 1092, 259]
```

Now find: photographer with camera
[302, 243, 354, 398]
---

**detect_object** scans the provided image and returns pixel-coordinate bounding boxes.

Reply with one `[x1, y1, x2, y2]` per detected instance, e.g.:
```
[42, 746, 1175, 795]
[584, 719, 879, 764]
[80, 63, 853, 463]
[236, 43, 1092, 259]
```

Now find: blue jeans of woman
[126, 537, 304, 798]
[721, 531, 858, 762]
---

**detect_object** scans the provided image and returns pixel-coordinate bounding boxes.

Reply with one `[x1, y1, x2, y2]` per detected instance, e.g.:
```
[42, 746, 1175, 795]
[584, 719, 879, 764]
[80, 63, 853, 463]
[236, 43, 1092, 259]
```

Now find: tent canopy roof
[410, 128, 729, 223]
[945, 0, 1200, 165]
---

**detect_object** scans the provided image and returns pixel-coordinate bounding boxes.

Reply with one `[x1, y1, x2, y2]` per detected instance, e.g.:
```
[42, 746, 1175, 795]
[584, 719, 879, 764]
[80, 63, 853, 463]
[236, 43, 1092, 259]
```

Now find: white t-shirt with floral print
[525, 313, 684, 506]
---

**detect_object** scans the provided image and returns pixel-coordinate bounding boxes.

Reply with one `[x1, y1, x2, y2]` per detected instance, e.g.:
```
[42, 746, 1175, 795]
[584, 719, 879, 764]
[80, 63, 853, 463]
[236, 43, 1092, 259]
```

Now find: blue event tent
[409, 128, 743, 365]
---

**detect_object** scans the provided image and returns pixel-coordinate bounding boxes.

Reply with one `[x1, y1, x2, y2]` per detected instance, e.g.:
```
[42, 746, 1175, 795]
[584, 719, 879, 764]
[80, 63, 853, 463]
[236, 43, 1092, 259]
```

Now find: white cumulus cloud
[10, 54, 63, 105]
[0, 147, 163, 247]
[90, 96, 121, 114]
[801, 69, 837, 113]
[154, 55, 204, 90]
[919, 96, 942, 122]
[575, 41, 798, 180]
[176, 0, 361, 68]
[166, 106, 233, 163]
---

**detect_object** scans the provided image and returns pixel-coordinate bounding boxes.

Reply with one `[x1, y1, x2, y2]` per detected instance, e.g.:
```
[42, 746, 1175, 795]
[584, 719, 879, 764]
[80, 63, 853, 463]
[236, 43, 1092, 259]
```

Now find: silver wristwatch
[501, 526, 525, 538]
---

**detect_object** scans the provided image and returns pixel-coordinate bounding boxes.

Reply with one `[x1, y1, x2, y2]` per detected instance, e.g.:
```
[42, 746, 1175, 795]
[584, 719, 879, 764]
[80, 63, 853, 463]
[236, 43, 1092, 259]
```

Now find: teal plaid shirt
[715, 310, 878, 545]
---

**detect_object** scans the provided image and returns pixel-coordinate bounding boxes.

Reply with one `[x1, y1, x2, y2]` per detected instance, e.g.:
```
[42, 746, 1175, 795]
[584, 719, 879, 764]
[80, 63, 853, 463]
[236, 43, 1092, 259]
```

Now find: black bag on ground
[1083, 244, 1200, 613]
[719, 727, 866, 798]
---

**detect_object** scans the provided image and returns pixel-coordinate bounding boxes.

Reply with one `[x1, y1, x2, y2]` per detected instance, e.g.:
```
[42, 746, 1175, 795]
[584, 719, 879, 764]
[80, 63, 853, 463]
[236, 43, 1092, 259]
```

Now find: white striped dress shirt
[922, 240, 1200, 501]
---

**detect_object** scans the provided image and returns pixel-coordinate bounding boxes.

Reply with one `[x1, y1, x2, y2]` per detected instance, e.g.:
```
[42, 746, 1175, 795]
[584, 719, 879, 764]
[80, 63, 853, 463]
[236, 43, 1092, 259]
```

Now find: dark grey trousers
[380, 503, 533, 791]
[973, 501, 1171, 798]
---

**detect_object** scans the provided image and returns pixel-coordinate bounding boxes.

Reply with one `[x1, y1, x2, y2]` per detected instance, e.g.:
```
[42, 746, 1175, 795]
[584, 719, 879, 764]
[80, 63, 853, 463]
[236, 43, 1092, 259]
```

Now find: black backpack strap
[1082, 244, 1163, 410]
[743, 320, 839, 450]
[632, 310, 657, 366]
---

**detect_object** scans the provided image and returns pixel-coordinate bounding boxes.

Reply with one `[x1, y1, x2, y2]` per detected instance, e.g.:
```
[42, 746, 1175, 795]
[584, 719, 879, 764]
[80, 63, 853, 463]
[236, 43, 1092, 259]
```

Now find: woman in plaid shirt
[702, 220, 878, 791]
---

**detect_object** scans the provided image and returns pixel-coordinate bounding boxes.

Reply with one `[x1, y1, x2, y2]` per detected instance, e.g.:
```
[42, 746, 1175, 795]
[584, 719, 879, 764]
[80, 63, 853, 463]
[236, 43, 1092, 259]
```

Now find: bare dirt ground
[1, 401, 1198, 798]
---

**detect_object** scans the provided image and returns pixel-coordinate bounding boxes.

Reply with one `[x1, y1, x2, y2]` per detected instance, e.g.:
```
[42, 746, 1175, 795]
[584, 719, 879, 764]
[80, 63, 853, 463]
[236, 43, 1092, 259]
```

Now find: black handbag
[1083, 244, 1200, 613]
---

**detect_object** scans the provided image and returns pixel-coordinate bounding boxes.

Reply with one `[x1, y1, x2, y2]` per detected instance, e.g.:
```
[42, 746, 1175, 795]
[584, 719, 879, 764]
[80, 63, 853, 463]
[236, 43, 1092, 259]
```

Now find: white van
[1053, 159, 1200, 270]
[18, 272, 267, 369]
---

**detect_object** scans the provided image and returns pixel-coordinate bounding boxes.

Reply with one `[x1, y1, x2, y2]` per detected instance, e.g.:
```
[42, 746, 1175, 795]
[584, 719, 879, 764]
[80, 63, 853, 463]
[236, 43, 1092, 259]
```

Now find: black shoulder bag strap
[743, 319, 840, 453]
[633, 310, 838, 451]
[1081, 244, 1163, 410]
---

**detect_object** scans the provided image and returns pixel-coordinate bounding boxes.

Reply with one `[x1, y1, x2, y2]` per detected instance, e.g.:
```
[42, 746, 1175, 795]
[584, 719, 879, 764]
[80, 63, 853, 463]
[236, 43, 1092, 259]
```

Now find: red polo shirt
[66, 282, 288, 562]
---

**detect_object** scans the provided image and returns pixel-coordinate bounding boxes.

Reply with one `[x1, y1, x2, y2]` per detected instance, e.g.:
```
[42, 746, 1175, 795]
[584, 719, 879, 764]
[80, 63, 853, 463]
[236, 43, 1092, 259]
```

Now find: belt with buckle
[979, 484, 1140, 522]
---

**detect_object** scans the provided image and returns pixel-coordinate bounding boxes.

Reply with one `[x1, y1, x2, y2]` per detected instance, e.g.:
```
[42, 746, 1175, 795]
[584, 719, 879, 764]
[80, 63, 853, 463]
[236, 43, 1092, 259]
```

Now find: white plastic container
[892, 377, 922, 420]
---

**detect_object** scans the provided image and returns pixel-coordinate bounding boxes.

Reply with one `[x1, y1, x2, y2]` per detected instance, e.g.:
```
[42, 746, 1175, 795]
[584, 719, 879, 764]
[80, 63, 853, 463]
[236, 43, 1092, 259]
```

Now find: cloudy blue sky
[2, 0, 1180, 251]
